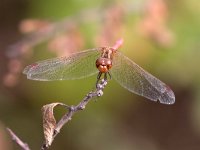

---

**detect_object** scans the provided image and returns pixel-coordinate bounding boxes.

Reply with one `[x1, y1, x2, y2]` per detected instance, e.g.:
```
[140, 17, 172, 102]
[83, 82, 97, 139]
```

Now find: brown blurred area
[0, 0, 28, 81]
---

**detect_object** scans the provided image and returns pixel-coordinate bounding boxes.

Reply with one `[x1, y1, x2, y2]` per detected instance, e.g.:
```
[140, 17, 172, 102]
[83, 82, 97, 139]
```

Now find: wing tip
[159, 87, 175, 105]
[23, 63, 39, 74]
[23, 67, 29, 74]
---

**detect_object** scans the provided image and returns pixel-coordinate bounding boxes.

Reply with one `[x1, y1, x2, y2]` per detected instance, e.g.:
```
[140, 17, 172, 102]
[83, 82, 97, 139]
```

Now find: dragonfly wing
[23, 48, 101, 81]
[110, 51, 175, 104]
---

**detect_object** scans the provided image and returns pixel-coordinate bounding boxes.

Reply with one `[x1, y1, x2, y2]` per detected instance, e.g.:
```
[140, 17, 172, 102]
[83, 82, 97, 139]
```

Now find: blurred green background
[0, 0, 200, 149]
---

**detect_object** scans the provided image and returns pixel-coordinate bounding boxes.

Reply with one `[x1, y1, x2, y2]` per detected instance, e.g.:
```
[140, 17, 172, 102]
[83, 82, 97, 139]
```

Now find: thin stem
[7, 128, 31, 150]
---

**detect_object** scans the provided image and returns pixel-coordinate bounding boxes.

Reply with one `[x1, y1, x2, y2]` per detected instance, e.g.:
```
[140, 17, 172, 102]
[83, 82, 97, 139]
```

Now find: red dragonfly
[23, 39, 175, 104]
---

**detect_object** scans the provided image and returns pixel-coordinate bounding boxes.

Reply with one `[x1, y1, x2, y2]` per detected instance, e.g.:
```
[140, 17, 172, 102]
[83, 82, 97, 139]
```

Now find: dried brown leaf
[41, 102, 67, 147]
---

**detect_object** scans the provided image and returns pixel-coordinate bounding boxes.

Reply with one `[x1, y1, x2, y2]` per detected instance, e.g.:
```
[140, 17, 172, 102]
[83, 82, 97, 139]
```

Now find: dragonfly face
[23, 46, 175, 105]
[96, 57, 112, 73]
[95, 47, 113, 72]
[95, 47, 116, 73]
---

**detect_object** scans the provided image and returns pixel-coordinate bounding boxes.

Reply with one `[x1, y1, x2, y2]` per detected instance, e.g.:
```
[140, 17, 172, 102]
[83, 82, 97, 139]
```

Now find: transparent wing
[110, 51, 175, 104]
[23, 48, 101, 81]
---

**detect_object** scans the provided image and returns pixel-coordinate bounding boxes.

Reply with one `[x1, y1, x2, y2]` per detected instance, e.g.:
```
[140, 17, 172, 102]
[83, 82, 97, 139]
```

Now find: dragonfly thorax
[96, 58, 112, 73]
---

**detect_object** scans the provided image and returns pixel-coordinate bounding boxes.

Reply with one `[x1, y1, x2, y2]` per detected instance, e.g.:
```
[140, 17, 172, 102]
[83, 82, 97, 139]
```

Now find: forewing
[110, 51, 175, 104]
[23, 48, 101, 81]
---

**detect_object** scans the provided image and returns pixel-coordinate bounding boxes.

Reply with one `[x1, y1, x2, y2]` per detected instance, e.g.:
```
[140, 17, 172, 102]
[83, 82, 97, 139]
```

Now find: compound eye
[107, 64, 112, 69]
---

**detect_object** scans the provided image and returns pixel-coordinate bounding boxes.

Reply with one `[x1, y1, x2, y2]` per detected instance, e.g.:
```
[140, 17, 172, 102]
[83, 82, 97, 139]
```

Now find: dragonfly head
[96, 58, 112, 73]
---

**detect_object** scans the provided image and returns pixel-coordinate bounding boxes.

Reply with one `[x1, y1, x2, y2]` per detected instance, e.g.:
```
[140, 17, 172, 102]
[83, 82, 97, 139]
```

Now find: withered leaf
[41, 102, 67, 147]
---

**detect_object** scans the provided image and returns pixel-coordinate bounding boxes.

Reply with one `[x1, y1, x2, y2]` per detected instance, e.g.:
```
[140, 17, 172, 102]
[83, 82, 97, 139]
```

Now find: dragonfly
[23, 40, 175, 105]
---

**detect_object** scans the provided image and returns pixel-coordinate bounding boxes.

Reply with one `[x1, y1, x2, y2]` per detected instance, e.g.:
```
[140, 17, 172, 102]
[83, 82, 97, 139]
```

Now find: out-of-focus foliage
[0, 0, 200, 149]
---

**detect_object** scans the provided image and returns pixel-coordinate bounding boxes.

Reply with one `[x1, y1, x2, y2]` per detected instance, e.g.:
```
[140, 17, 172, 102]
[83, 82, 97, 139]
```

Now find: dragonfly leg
[96, 72, 102, 88]
[108, 72, 112, 80]
[104, 73, 107, 80]
[103, 72, 111, 81]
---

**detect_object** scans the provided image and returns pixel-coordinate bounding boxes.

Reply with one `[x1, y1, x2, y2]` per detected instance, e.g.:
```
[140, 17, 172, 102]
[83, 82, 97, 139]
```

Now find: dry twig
[7, 128, 31, 150]
[6, 79, 108, 150]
